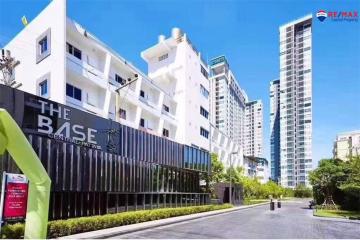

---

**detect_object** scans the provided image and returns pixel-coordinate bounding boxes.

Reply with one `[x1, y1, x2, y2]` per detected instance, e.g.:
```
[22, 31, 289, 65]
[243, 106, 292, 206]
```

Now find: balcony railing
[66, 53, 106, 89]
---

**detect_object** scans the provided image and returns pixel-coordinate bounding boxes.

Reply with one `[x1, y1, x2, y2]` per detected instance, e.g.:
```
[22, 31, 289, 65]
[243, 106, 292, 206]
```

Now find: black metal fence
[0, 85, 210, 220]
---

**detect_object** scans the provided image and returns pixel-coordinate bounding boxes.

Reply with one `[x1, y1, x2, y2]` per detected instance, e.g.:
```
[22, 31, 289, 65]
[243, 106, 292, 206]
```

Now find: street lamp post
[229, 154, 232, 205]
[229, 151, 238, 205]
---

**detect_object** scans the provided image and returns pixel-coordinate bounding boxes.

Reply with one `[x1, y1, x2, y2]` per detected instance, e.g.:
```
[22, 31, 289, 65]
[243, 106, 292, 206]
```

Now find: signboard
[0, 173, 29, 221]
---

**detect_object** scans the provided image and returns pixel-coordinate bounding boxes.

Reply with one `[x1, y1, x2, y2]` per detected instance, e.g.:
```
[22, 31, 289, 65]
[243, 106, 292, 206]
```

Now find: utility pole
[0, 49, 22, 88]
[115, 73, 138, 122]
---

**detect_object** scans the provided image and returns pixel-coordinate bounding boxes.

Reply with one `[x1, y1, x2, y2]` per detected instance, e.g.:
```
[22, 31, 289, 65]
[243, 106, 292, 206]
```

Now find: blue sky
[0, 0, 359, 167]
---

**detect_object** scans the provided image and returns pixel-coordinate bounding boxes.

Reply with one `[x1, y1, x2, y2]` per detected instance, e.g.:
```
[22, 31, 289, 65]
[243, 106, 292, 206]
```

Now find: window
[140, 118, 145, 127]
[200, 84, 209, 99]
[39, 80, 48, 96]
[36, 28, 51, 63]
[119, 108, 126, 120]
[140, 90, 145, 98]
[158, 53, 168, 61]
[200, 65, 208, 79]
[200, 106, 208, 119]
[66, 83, 82, 101]
[200, 127, 209, 139]
[66, 42, 82, 60]
[115, 74, 125, 85]
[36, 73, 50, 98]
[39, 37, 47, 54]
[163, 128, 169, 137]
[163, 104, 169, 113]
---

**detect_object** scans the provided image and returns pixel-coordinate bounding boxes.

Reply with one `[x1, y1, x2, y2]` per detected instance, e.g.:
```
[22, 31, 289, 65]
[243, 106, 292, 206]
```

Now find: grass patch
[314, 209, 360, 219]
[243, 199, 269, 205]
[1, 204, 232, 239]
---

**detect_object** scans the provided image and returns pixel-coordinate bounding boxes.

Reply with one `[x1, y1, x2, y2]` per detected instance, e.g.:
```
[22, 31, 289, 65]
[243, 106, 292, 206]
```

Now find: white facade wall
[256, 159, 270, 184]
[333, 130, 360, 161]
[279, 15, 313, 187]
[4, 0, 66, 103]
[141, 29, 210, 151]
[210, 126, 243, 168]
[4, 0, 181, 144]
[244, 100, 263, 157]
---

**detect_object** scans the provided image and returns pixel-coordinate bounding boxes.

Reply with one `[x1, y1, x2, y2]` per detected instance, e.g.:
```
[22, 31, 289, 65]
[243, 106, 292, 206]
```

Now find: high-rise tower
[279, 15, 313, 187]
[245, 100, 263, 157]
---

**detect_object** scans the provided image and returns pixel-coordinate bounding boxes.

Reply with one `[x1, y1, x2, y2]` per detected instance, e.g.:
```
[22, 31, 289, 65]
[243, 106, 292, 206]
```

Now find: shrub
[1, 223, 24, 239]
[294, 185, 313, 198]
[1, 204, 232, 239]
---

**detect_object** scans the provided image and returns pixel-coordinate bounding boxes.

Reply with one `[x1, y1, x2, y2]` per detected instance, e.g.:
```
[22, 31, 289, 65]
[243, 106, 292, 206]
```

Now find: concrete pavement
[110, 199, 360, 239]
[61, 202, 269, 239]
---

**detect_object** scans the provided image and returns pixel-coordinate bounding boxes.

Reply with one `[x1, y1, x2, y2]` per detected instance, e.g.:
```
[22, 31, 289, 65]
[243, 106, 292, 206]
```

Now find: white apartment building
[141, 28, 211, 151]
[256, 158, 270, 184]
[333, 130, 360, 161]
[244, 100, 263, 157]
[279, 15, 313, 187]
[270, 79, 281, 182]
[209, 56, 248, 149]
[3, 0, 206, 149]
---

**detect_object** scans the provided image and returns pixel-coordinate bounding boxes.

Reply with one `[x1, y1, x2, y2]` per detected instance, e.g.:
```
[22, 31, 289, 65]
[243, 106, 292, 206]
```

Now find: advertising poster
[2, 173, 28, 221]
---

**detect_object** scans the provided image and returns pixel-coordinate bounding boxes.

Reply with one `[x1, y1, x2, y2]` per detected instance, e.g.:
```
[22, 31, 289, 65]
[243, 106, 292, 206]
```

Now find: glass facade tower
[270, 79, 280, 182]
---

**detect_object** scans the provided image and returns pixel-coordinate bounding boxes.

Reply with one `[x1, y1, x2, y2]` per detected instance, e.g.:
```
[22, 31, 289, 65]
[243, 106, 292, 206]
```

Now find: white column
[104, 53, 111, 80]
[135, 106, 142, 127]
[158, 92, 165, 110]
[135, 75, 143, 95]
[102, 53, 112, 118]
[158, 119, 164, 136]
[102, 90, 112, 118]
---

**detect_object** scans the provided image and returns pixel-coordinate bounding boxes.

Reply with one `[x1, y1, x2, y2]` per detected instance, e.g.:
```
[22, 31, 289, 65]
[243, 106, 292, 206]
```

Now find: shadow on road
[300, 207, 313, 210]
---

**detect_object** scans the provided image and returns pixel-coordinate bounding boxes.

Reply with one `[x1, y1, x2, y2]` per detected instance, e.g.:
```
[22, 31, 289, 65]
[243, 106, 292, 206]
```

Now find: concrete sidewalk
[60, 202, 269, 239]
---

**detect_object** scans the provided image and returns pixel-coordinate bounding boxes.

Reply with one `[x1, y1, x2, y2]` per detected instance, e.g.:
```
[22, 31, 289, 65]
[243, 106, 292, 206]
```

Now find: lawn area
[314, 209, 360, 219]
[243, 199, 269, 205]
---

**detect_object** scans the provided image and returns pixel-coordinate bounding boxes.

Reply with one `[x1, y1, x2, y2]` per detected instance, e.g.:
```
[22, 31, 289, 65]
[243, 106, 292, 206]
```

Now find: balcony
[139, 96, 159, 110]
[66, 53, 107, 89]
[66, 96, 103, 116]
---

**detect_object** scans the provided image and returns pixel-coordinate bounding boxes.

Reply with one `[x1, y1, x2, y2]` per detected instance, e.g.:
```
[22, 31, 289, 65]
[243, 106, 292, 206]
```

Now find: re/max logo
[317, 10, 359, 22]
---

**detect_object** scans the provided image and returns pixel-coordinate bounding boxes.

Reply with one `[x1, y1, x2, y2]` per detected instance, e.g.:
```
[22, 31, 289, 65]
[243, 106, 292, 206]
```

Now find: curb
[60, 202, 269, 239]
[312, 210, 360, 224]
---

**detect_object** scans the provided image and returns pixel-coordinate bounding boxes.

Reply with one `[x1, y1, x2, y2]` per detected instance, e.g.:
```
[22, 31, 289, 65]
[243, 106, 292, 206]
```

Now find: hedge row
[2, 204, 232, 239]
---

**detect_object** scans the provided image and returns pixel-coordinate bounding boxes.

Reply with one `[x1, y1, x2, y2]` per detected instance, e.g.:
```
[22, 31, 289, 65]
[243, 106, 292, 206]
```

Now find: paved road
[110, 199, 360, 239]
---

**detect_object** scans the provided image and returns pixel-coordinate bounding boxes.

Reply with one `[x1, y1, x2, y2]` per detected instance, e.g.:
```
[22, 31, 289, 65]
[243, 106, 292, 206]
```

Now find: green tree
[224, 166, 244, 184]
[210, 153, 225, 183]
[207, 153, 225, 197]
[339, 156, 360, 210]
[309, 158, 347, 207]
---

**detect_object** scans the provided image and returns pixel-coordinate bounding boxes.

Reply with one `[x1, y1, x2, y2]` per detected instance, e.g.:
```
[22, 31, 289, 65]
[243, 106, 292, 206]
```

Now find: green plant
[294, 185, 313, 198]
[1, 204, 232, 239]
[310, 157, 360, 210]
[1, 223, 24, 239]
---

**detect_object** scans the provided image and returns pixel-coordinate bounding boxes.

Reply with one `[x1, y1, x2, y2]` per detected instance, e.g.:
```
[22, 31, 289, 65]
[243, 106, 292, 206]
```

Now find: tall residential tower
[244, 100, 263, 157]
[209, 56, 247, 149]
[279, 15, 313, 187]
